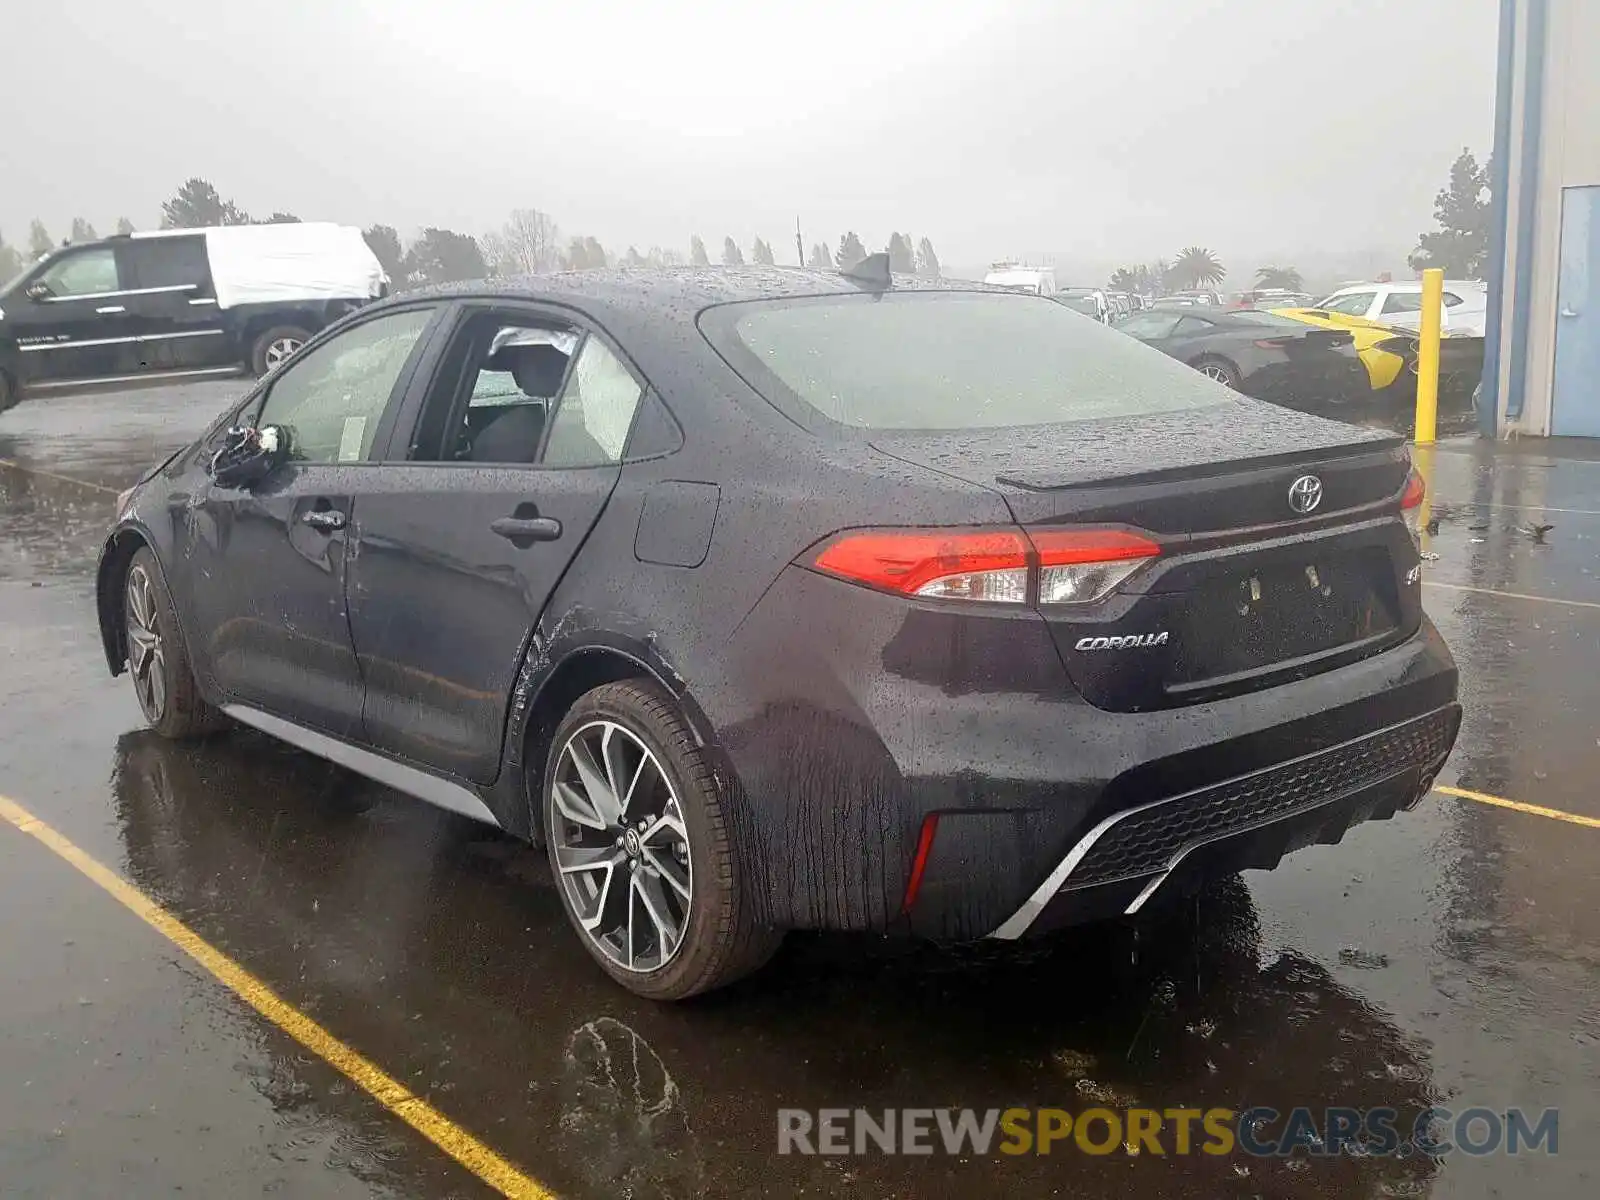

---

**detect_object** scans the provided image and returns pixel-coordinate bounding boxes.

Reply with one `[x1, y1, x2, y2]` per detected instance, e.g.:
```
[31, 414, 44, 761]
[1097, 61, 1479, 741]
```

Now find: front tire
[543, 680, 780, 1000]
[249, 325, 312, 376]
[124, 549, 227, 739]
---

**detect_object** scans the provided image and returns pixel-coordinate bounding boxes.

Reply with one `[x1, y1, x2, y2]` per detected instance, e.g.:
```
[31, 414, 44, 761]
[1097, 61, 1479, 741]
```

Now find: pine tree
[916, 236, 941, 278]
[751, 237, 775, 265]
[0, 231, 21, 282]
[622, 245, 646, 267]
[835, 232, 867, 271]
[363, 225, 404, 280]
[115, 217, 136, 235]
[722, 236, 744, 266]
[808, 242, 833, 269]
[160, 178, 250, 229]
[689, 235, 710, 266]
[28, 220, 53, 258]
[887, 232, 916, 274]
[1409, 148, 1492, 276]
[69, 218, 99, 243]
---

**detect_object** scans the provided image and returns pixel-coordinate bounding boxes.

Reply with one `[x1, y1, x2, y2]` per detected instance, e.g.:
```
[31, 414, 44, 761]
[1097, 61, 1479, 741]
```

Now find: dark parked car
[1117, 306, 1369, 411]
[0, 223, 386, 413]
[97, 265, 1460, 1000]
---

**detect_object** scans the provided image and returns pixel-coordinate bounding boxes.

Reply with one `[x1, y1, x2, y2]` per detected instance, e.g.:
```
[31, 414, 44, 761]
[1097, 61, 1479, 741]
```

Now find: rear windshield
[700, 291, 1230, 430]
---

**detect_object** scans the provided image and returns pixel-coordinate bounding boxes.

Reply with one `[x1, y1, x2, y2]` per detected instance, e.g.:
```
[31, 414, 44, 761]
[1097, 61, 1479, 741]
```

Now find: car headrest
[491, 343, 569, 398]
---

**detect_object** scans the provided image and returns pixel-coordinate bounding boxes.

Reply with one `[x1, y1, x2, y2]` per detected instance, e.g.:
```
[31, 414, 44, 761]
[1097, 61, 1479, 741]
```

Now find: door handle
[96, 305, 126, 314]
[302, 508, 347, 531]
[1561, 307, 1580, 318]
[490, 515, 562, 544]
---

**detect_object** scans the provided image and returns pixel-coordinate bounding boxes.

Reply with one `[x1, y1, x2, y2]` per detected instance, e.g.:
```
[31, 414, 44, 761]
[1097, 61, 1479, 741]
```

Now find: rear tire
[543, 680, 781, 1000]
[1191, 356, 1241, 389]
[124, 549, 228, 740]
[249, 326, 313, 376]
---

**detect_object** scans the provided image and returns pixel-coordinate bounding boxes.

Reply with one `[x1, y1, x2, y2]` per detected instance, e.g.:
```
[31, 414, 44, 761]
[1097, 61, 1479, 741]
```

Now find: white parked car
[1311, 281, 1487, 337]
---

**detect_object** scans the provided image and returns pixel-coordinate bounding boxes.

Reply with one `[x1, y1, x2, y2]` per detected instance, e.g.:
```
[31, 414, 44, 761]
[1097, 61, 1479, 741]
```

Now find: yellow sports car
[1267, 308, 1415, 390]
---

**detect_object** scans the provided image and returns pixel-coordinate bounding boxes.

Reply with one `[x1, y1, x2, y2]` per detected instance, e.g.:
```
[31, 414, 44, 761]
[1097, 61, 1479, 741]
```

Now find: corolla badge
[1075, 632, 1170, 651]
[1288, 474, 1324, 514]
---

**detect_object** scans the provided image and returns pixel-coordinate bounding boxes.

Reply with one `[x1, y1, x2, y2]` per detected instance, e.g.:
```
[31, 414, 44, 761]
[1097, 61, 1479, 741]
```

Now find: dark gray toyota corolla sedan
[96, 262, 1460, 1000]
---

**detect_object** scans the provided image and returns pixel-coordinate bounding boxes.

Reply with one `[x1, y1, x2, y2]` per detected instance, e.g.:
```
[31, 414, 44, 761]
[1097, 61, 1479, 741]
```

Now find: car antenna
[842, 252, 893, 291]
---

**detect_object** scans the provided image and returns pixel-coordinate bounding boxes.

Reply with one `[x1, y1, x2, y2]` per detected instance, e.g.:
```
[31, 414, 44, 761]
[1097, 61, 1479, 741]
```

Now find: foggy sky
[2, 0, 1497, 274]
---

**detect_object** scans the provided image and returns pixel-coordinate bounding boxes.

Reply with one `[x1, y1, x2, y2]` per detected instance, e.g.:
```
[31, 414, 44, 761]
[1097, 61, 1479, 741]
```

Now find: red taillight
[810, 526, 1160, 604]
[1029, 528, 1162, 566]
[812, 529, 1029, 601]
[901, 813, 941, 913]
[1400, 469, 1425, 510]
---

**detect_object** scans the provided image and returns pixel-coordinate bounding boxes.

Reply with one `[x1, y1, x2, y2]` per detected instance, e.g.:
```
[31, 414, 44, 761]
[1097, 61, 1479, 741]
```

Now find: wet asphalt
[1, 381, 1597, 1199]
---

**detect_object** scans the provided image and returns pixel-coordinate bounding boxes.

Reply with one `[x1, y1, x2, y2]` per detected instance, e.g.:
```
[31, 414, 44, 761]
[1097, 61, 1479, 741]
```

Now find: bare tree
[483, 207, 562, 276]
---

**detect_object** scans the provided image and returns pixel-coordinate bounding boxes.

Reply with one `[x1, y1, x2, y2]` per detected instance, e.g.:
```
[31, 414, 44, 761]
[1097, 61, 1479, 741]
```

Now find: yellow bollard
[1414, 267, 1443, 444]
[1411, 441, 1436, 558]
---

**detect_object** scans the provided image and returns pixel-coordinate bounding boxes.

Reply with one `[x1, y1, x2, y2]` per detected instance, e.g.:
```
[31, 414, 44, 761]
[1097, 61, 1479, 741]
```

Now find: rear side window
[701, 292, 1229, 430]
[1380, 292, 1423, 315]
[123, 236, 211, 292]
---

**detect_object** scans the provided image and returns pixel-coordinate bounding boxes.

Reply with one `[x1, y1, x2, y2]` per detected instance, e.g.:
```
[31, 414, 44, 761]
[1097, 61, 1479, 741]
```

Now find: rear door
[346, 303, 646, 783]
[119, 234, 232, 371]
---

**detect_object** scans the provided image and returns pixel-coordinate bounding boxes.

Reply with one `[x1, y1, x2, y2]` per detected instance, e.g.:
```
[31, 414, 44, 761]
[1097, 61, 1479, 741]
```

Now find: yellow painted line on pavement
[0, 791, 556, 1200]
[1423, 579, 1600, 611]
[1436, 784, 1600, 829]
[0, 456, 119, 495]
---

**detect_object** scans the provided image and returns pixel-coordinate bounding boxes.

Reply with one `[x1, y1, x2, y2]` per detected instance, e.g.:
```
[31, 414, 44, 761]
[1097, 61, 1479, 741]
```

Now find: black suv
[0, 223, 386, 413]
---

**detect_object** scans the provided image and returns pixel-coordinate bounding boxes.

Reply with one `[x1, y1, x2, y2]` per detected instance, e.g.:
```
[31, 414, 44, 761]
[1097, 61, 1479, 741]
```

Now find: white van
[983, 265, 1057, 297]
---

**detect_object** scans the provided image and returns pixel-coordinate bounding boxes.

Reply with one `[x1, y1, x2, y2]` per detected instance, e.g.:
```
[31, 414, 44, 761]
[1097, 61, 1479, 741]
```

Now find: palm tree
[1108, 267, 1141, 292]
[1255, 265, 1303, 291]
[1170, 246, 1226, 290]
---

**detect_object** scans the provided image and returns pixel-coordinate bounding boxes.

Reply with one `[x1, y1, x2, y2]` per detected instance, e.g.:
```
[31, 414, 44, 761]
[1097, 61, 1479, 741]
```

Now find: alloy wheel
[125, 565, 167, 722]
[264, 336, 303, 370]
[550, 720, 693, 973]
[1197, 363, 1235, 387]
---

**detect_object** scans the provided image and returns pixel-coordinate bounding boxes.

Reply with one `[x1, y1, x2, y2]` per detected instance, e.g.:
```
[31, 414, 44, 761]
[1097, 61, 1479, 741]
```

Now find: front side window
[36, 248, 121, 298]
[1317, 291, 1377, 316]
[701, 291, 1229, 431]
[1380, 292, 1423, 315]
[256, 307, 434, 463]
[1115, 311, 1184, 339]
[1172, 315, 1216, 337]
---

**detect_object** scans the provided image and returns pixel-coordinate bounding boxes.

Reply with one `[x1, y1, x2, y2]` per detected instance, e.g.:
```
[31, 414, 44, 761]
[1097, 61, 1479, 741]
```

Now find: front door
[8, 245, 143, 385]
[1553, 185, 1600, 437]
[346, 307, 644, 783]
[178, 304, 441, 738]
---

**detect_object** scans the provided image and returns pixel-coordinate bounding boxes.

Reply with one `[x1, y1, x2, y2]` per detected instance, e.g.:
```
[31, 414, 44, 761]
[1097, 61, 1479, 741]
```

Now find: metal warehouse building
[1483, 0, 1600, 437]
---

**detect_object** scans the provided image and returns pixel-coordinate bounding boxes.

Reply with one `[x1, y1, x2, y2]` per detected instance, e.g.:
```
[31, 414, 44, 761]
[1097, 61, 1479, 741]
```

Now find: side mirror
[25, 281, 52, 302]
[209, 424, 288, 489]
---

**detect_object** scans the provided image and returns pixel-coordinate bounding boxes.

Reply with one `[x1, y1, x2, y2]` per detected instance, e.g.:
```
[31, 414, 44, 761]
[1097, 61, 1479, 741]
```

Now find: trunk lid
[871, 404, 1420, 712]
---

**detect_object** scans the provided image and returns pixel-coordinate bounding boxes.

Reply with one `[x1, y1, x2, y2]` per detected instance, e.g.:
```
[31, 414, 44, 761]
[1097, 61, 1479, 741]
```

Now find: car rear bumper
[715, 566, 1460, 939]
[987, 702, 1459, 938]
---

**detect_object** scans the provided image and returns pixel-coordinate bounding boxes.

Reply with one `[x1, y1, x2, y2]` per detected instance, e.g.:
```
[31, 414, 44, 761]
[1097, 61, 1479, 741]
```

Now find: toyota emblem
[1288, 474, 1323, 514]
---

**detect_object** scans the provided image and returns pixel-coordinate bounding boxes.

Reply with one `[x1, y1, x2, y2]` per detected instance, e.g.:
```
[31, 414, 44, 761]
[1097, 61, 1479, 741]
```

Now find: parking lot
[2, 382, 1598, 1198]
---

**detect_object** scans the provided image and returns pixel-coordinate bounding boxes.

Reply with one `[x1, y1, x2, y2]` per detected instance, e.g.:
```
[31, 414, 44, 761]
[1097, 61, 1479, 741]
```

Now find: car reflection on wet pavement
[2, 383, 1598, 1198]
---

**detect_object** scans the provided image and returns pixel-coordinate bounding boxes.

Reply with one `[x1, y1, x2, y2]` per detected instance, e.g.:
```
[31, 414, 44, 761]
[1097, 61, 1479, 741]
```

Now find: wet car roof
[387, 266, 990, 316]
